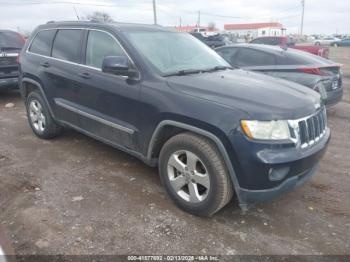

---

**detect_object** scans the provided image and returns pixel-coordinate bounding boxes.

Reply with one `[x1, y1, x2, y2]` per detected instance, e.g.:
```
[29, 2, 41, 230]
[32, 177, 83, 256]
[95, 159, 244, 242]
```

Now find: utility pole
[300, 0, 305, 36]
[153, 0, 157, 25]
[180, 17, 182, 27]
[197, 10, 201, 27]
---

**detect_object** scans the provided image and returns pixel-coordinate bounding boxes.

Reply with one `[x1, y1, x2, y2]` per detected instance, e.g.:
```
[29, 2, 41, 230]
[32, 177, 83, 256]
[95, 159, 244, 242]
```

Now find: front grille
[0, 57, 17, 66]
[297, 108, 327, 149]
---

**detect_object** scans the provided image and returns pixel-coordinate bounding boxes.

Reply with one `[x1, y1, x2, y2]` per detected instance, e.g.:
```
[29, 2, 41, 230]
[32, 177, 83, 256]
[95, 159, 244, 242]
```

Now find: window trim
[27, 29, 57, 57]
[26, 27, 140, 79]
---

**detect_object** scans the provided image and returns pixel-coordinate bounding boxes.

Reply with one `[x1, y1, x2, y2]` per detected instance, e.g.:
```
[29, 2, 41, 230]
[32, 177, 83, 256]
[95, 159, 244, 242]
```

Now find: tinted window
[263, 38, 280, 45]
[0, 31, 24, 49]
[216, 47, 238, 66]
[29, 30, 56, 56]
[236, 48, 275, 66]
[86, 30, 125, 69]
[52, 29, 83, 63]
[251, 38, 264, 44]
[276, 50, 322, 65]
[252, 37, 281, 46]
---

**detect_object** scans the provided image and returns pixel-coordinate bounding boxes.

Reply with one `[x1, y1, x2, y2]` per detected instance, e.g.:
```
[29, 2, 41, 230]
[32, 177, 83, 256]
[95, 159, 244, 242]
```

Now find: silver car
[216, 44, 343, 106]
[314, 37, 341, 46]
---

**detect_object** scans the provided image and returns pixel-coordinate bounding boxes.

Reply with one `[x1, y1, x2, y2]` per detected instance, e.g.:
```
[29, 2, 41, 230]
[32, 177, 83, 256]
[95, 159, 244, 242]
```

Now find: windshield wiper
[202, 65, 233, 72]
[164, 69, 202, 77]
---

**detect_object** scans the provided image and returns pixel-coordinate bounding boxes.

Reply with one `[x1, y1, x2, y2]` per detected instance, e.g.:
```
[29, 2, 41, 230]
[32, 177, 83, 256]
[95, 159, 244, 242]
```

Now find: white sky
[0, 0, 349, 35]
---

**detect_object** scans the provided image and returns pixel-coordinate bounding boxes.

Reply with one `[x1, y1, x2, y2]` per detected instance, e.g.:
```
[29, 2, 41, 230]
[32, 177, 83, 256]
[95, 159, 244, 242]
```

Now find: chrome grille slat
[298, 108, 327, 149]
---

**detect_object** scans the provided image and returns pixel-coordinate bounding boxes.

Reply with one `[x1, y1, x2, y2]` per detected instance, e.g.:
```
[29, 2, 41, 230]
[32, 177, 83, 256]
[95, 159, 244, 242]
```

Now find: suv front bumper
[231, 128, 330, 209]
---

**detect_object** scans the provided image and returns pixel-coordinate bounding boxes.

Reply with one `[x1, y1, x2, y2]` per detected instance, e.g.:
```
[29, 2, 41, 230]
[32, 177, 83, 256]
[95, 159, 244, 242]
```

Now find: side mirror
[102, 56, 139, 78]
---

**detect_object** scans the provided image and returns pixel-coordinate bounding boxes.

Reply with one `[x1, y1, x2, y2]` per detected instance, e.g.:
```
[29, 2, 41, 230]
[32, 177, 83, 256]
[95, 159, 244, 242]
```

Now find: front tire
[159, 132, 233, 216]
[26, 91, 63, 139]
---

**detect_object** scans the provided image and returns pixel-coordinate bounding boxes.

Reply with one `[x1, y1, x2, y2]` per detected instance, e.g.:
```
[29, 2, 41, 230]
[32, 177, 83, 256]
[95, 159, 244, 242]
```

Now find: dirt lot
[0, 47, 350, 256]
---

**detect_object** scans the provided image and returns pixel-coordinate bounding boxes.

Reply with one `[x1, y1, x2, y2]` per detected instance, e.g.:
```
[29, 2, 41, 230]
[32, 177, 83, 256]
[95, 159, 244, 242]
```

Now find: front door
[70, 29, 141, 151]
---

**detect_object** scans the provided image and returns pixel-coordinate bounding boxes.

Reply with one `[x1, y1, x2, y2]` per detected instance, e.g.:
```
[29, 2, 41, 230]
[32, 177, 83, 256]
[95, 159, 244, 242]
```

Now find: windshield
[124, 31, 230, 76]
[0, 31, 24, 49]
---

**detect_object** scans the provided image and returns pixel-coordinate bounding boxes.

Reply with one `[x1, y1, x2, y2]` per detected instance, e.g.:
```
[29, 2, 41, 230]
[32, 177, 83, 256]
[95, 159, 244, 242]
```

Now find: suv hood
[166, 69, 321, 120]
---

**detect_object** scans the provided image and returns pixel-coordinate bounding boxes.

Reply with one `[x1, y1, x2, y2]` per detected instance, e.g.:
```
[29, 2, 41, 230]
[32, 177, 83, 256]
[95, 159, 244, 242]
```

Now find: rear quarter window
[29, 30, 57, 56]
[276, 51, 316, 66]
[52, 29, 83, 63]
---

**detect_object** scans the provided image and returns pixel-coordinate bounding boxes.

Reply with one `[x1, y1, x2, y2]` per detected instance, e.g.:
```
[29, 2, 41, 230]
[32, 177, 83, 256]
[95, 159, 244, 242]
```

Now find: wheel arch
[147, 120, 242, 202]
[20, 77, 56, 119]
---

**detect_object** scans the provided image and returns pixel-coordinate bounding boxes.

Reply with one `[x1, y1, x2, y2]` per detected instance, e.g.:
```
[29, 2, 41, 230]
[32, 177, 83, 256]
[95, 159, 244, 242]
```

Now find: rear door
[43, 28, 85, 127]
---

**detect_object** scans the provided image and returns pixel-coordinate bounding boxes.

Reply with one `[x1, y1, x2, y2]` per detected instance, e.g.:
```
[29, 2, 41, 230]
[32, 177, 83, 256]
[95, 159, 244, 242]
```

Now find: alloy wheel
[29, 100, 46, 133]
[167, 150, 210, 203]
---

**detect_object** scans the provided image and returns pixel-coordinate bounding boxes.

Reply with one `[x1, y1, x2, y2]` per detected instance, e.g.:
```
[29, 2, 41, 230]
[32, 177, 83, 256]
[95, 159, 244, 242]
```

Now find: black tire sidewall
[26, 92, 53, 138]
[159, 136, 227, 216]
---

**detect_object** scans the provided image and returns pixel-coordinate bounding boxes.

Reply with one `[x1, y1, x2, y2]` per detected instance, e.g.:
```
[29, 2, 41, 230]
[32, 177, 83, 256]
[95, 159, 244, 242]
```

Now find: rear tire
[315, 42, 321, 45]
[159, 132, 233, 216]
[26, 91, 63, 139]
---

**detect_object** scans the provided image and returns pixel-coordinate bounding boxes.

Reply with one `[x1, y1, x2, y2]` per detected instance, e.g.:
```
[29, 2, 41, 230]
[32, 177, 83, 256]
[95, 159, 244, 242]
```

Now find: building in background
[172, 25, 219, 36]
[224, 22, 286, 39]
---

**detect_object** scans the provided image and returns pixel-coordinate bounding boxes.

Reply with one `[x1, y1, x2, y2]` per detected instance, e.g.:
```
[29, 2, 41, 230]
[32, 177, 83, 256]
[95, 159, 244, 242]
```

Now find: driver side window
[86, 30, 125, 69]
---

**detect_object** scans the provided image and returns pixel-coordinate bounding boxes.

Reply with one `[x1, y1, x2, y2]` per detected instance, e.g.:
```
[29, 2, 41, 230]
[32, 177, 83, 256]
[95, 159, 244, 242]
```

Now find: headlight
[241, 120, 291, 140]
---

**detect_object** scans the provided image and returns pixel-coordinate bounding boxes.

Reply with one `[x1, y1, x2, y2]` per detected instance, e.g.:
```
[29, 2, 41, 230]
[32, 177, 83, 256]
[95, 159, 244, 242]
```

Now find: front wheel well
[149, 125, 187, 159]
[22, 81, 40, 98]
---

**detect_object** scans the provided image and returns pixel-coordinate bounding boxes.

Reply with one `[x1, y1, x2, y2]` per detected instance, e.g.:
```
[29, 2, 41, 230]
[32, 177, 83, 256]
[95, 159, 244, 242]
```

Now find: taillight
[298, 67, 324, 75]
[17, 33, 26, 44]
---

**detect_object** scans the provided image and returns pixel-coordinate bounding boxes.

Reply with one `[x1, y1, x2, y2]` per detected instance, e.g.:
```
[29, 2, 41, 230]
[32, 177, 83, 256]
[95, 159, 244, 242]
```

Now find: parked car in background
[331, 38, 350, 47]
[216, 44, 343, 106]
[190, 33, 231, 48]
[0, 30, 25, 91]
[250, 36, 330, 59]
[20, 22, 329, 216]
[314, 37, 341, 46]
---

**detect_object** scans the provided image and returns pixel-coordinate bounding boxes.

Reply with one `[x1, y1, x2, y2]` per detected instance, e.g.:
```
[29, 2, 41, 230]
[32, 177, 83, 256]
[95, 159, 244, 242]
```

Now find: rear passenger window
[86, 30, 125, 69]
[29, 30, 56, 56]
[236, 48, 275, 67]
[52, 29, 83, 63]
[251, 38, 264, 44]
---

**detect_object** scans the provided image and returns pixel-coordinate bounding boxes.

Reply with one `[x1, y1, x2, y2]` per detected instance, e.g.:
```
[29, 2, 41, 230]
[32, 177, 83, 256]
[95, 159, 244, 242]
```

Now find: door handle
[40, 62, 50, 68]
[78, 72, 92, 79]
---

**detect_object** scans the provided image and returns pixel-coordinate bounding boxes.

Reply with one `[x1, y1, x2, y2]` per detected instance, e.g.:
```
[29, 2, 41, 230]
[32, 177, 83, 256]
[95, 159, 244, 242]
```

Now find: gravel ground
[0, 47, 349, 256]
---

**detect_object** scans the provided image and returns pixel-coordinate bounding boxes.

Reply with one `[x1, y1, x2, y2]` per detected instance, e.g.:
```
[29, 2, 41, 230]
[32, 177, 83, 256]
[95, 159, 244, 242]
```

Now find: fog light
[269, 167, 290, 181]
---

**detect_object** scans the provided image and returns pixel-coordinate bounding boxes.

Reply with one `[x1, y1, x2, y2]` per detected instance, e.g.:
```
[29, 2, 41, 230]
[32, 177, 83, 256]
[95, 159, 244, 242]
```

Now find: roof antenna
[73, 6, 80, 21]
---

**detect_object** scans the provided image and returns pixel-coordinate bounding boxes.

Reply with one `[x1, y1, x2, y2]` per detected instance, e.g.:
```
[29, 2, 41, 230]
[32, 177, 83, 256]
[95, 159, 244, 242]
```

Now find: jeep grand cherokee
[0, 30, 25, 91]
[19, 22, 330, 216]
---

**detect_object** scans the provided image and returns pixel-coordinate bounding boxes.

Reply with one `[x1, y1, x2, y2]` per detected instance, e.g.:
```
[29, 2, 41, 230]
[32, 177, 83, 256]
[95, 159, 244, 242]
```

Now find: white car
[314, 37, 341, 46]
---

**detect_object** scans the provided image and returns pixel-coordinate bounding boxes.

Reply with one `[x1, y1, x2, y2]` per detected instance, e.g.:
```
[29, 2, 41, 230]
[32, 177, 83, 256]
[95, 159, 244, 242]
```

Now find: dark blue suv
[19, 22, 330, 216]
